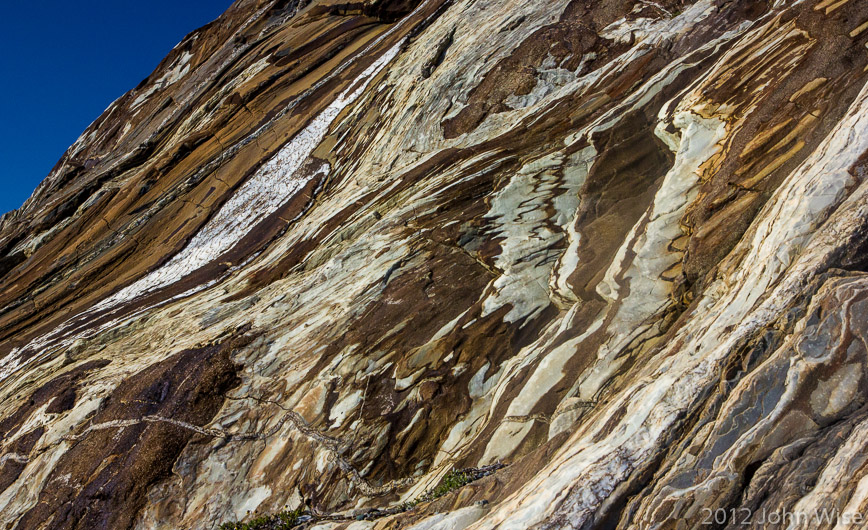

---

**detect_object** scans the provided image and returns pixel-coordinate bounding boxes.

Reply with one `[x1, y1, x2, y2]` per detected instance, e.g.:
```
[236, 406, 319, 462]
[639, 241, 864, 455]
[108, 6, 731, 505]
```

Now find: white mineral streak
[0, 350, 23, 386]
[95, 42, 403, 310]
[465, 65, 868, 530]
[407, 504, 490, 530]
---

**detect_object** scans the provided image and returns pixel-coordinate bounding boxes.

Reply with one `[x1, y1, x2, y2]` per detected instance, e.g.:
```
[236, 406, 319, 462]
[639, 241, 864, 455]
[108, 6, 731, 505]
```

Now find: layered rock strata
[2, 0, 868, 528]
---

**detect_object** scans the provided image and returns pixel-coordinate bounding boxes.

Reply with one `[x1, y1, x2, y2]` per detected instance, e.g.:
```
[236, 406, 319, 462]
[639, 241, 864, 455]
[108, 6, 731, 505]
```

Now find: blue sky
[0, 0, 233, 215]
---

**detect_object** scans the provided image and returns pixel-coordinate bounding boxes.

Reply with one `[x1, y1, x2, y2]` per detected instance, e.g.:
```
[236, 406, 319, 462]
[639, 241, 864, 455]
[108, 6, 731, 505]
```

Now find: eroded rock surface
[2, 0, 868, 528]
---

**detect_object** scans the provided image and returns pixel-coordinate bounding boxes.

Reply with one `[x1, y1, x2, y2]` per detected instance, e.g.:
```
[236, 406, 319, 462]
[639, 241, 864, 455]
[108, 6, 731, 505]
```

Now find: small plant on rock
[218, 506, 305, 530]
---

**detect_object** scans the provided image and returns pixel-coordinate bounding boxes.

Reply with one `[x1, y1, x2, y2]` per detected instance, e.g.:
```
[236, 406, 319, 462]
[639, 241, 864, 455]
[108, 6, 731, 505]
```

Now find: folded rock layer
[1, 0, 868, 528]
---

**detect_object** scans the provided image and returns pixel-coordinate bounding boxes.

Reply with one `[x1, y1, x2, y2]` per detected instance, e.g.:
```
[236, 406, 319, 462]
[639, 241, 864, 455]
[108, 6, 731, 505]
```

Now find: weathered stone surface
[2, 0, 868, 528]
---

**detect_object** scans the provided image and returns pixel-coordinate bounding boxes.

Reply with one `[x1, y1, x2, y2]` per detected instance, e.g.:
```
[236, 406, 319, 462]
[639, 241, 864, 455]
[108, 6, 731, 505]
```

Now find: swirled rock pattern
[2, 0, 868, 528]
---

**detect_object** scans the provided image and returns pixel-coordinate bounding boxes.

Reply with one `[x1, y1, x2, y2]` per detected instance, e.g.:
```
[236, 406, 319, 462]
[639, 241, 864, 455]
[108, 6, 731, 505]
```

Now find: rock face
[2, 0, 868, 528]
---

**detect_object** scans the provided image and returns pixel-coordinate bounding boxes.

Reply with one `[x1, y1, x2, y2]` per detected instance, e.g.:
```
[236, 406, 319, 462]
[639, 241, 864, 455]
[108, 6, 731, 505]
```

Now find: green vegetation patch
[217, 463, 505, 529]
[218, 507, 305, 530]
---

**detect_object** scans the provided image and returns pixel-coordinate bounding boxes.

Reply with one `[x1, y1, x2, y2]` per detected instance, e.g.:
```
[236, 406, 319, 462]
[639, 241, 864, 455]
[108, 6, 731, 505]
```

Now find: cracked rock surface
[2, 0, 868, 528]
